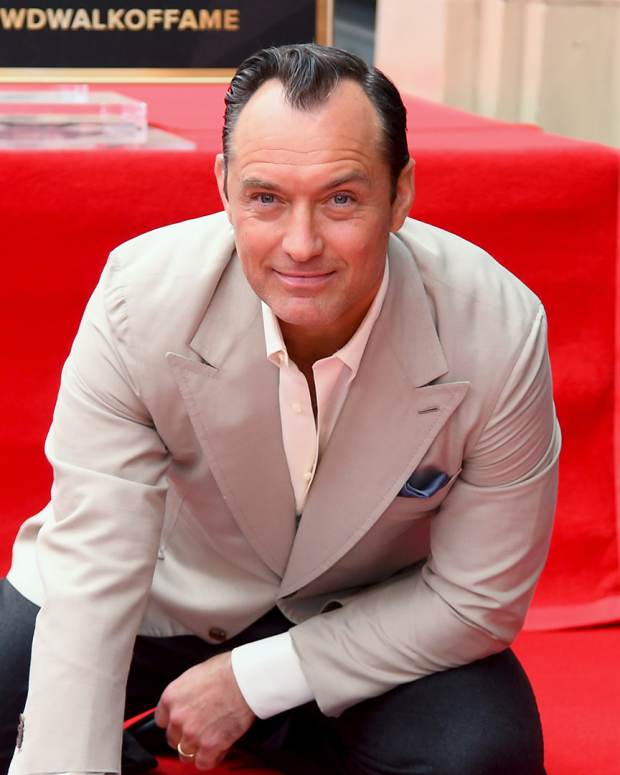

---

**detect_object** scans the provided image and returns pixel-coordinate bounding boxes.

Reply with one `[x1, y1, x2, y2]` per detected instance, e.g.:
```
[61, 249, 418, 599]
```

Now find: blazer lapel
[167, 255, 297, 578]
[280, 234, 469, 597]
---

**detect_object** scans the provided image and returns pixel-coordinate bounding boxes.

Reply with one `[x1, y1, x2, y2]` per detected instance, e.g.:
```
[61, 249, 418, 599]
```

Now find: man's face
[215, 79, 413, 345]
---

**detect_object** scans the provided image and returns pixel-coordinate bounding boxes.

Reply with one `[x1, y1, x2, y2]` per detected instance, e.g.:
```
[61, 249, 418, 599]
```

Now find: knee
[430, 732, 544, 775]
[343, 709, 544, 775]
[338, 649, 545, 775]
[356, 733, 544, 775]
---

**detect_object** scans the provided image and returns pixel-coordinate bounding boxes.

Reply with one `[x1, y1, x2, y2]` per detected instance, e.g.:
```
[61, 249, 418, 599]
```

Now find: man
[1, 44, 560, 775]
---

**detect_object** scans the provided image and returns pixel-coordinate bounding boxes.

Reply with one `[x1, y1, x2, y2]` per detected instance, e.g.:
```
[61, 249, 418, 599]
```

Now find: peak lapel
[167, 256, 296, 578]
[280, 235, 470, 596]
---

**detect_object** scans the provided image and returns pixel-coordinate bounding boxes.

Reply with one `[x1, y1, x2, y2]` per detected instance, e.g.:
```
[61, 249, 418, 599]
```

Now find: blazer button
[208, 627, 227, 642]
[16, 713, 25, 750]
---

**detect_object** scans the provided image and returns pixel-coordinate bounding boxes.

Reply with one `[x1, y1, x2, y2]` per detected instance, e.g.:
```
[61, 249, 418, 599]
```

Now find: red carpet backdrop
[1, 83, 620, 775]
[1, 84, 618, 630]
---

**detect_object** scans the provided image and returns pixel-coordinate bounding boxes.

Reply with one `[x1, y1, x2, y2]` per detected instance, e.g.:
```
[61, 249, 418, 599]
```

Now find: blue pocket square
[398, 468, 450, 498]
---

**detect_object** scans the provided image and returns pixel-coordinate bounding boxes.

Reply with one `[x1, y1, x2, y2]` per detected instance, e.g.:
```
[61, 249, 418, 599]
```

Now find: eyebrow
[240, 172, 371, 192]
[325, 172, 371, 189]
[241, 177, 284, 192]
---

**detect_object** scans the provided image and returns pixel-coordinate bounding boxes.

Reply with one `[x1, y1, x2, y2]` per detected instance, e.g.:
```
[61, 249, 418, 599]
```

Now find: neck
[280, 312, 365, 369]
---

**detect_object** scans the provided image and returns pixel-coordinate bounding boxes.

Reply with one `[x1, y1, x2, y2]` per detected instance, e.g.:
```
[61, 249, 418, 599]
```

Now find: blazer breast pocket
[384, 467, 462, 521]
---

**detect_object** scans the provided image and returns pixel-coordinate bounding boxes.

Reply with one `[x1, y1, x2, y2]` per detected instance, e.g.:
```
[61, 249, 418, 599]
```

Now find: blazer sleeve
[11, 261, 170, 775]
[289, 305, 561, 717]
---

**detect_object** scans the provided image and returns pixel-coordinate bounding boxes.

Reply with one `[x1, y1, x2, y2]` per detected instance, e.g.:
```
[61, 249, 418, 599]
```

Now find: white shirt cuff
[230, 631, 314, 718]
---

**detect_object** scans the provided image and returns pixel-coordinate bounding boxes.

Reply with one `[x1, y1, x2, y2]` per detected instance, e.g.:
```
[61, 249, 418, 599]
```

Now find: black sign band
[0, 0, 333, 81]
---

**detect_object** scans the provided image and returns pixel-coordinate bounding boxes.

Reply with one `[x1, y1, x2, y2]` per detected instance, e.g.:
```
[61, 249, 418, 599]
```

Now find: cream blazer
[8, 213, 560, 775]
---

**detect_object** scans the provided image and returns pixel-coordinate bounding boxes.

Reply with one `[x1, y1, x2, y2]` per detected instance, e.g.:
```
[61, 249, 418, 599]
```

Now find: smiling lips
[273, 269, 336, 288]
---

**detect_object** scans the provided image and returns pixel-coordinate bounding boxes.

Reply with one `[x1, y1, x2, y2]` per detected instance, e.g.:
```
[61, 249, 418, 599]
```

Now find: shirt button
[292, 402, 302, 414]
[209, 627, 227, 642]
[304, 471, 313, 483]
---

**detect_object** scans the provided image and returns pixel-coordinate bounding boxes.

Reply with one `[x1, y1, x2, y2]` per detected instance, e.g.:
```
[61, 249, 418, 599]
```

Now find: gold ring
[177, 742, 196, 759]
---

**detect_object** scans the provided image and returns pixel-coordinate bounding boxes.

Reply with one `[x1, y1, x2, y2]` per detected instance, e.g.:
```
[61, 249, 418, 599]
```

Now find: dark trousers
[0, 578, 545, 775]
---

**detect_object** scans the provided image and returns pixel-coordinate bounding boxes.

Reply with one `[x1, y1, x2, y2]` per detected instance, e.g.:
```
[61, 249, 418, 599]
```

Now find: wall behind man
[375, 0, 620, 148]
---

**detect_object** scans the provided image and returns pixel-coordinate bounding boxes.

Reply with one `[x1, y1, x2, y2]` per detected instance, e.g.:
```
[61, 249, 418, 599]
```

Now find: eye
[331, 192, 354, 206]
[254, 192, 276, 205]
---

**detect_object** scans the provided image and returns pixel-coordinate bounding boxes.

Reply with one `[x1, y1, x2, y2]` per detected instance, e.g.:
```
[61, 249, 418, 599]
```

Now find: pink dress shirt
[231, 263, 389, 718]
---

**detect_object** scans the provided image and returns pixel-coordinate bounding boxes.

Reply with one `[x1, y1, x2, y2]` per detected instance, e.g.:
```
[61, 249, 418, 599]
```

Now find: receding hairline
[225, 76, 386, 164]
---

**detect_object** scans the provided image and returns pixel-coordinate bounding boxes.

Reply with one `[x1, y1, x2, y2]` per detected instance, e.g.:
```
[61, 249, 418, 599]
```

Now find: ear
[214, 154, 232, 221]
[390, 159, 415, 233]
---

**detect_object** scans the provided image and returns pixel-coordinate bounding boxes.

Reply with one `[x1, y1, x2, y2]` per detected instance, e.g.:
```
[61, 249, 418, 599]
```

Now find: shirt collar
[261, 260, 389, 377]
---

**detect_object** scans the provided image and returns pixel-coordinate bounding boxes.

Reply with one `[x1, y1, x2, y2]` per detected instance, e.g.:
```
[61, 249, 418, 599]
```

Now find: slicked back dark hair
[222, 43, 410, 199]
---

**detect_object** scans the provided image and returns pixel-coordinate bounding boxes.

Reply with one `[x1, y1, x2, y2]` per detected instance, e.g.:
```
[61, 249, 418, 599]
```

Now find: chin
[274, 303, 336, 329]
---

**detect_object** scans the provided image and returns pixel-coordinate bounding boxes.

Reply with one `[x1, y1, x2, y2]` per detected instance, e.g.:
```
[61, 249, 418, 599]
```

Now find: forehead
[228, 78, 386, 174]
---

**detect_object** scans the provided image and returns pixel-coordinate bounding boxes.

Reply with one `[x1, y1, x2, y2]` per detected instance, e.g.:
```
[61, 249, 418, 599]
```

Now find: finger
[166, 720, 184, 750]
[153, 703, 168, 729]
[177, 740, 199, 763]
[194, 748, 226, 771]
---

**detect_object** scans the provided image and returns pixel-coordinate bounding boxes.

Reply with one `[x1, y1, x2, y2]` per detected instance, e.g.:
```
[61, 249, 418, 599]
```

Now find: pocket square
[398, 467, 450, 498]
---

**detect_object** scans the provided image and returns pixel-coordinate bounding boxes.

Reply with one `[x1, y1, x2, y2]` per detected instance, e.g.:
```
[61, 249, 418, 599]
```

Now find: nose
[281, 205, 323, 262]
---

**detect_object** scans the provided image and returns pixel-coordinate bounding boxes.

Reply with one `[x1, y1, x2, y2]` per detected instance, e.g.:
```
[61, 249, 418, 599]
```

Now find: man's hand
[154, 651, 256, 770]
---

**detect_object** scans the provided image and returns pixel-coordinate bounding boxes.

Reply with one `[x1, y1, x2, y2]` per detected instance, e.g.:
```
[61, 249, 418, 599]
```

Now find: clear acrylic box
[0, 85, 149, 148]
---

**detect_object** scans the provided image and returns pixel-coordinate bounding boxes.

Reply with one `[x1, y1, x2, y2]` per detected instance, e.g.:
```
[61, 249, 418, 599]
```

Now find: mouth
[273, 269, 336, 288]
